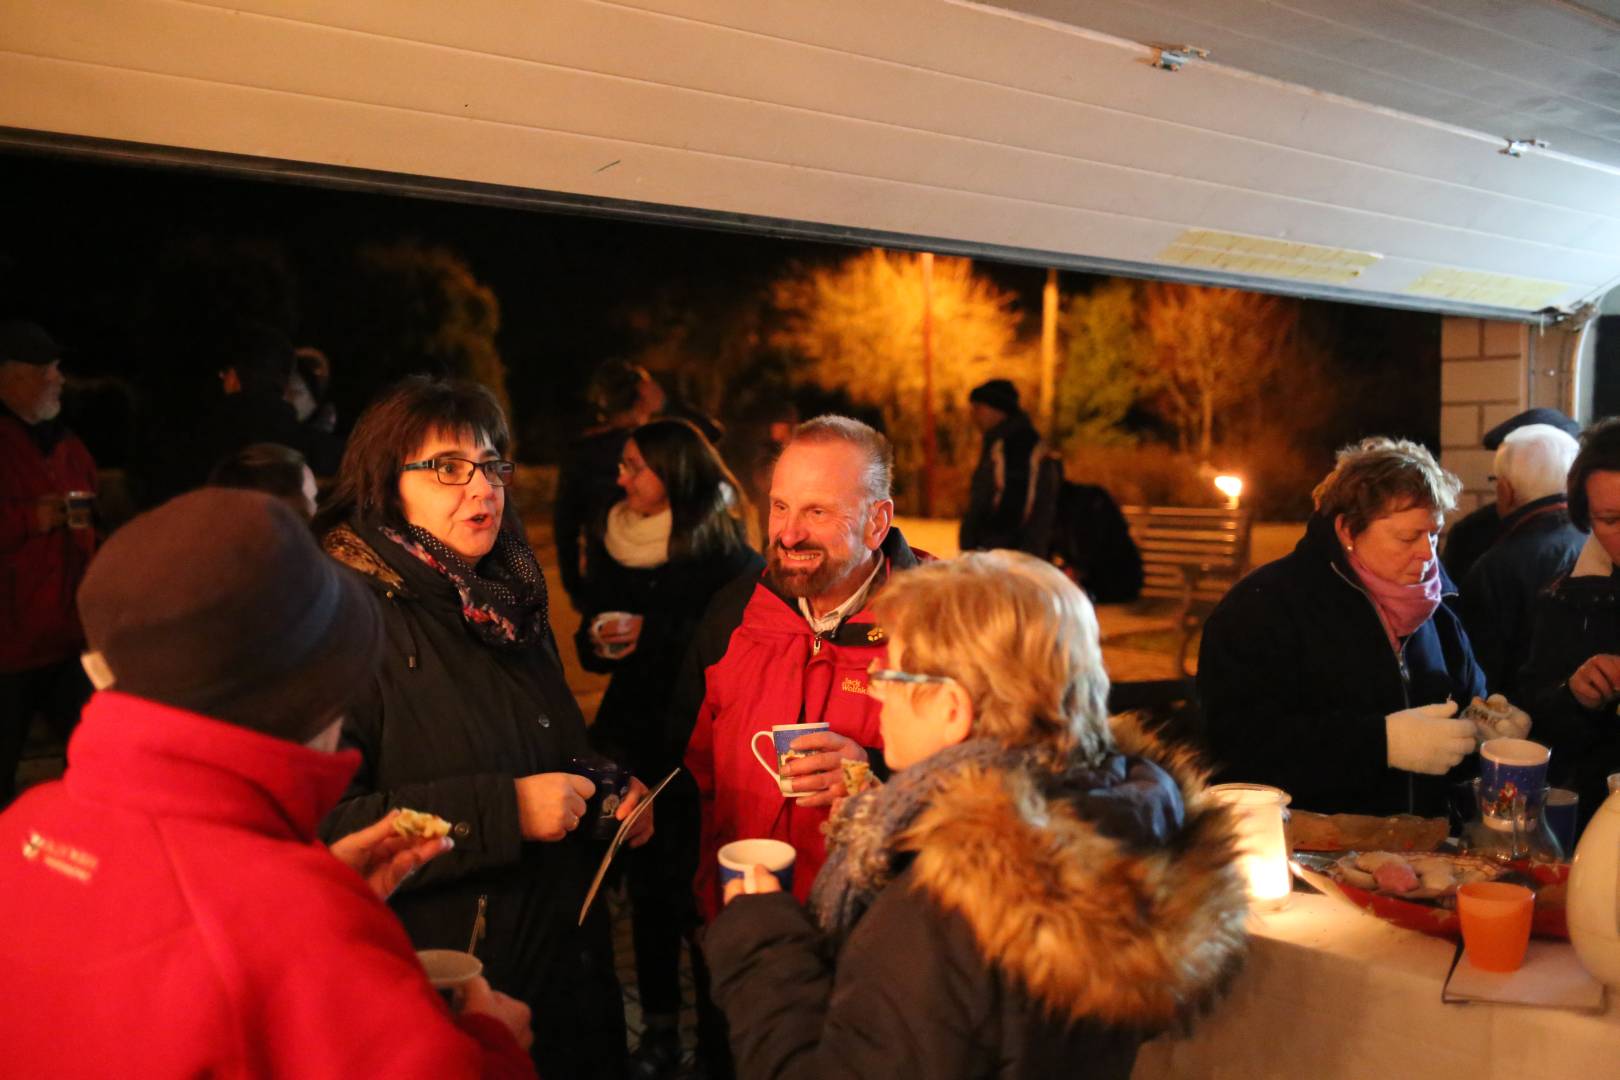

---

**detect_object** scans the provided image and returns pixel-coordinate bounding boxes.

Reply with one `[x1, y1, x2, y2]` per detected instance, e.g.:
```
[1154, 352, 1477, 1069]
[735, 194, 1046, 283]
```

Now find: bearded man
[666, 415, 923, 1076]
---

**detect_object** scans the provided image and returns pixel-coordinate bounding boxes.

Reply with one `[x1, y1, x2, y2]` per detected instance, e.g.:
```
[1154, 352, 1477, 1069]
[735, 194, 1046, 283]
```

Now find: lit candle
[1208, 783, 1292, 911]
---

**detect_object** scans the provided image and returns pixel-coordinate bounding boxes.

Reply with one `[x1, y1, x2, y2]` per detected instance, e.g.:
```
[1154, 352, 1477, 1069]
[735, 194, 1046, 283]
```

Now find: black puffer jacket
[319, 523, 623, 1080]
[704, 722, 1248, 1080]
[1519, 539, 1620, 829]
[1198, 513, 1486, 816]
[575, 533, 763, 777]
[1457, 494, 1584, 698]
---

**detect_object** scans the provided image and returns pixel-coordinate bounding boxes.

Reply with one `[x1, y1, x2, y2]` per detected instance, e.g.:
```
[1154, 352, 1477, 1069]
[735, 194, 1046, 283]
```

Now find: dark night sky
[0, 148, 1437, 479]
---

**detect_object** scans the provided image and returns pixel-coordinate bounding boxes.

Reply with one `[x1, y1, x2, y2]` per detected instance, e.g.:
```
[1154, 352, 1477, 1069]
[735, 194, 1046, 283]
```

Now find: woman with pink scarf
[1197, 437, 1514, 816]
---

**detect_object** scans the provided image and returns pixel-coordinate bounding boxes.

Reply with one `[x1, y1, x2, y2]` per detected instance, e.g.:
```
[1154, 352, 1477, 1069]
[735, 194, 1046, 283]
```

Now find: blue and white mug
[718, 838, 795, 894]
[1479, 738, 1551, 831]
[750, 721, 830, 798]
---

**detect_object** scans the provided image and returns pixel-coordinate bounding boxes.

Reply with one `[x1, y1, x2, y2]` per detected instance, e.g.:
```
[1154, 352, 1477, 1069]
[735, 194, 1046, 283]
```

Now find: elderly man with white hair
[1458, 422, 1584, 696]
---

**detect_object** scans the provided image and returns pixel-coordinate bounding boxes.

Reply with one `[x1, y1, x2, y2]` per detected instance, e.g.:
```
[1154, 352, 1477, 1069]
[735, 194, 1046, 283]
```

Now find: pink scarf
[1346, 547, 1443, 654]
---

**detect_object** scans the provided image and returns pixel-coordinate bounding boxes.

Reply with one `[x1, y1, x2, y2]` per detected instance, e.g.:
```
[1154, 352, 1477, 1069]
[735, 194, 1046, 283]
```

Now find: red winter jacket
[679, 530, 924, 921]
[0, 410, 97, 672]
[0, 691, 535, 1080]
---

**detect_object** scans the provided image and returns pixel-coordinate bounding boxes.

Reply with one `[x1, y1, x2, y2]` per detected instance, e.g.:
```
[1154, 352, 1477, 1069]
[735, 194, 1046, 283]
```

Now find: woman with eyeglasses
[574, 417, 762, 1078]
[704, 551, 1248, 1080]
[314, 376, 650, 1079]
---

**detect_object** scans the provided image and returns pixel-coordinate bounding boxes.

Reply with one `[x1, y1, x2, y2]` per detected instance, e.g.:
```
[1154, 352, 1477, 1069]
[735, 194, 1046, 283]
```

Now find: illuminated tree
[770, 249, 1028, 512]
[1140, 282, 1298, 460]
[1055, 278, 1150, 448]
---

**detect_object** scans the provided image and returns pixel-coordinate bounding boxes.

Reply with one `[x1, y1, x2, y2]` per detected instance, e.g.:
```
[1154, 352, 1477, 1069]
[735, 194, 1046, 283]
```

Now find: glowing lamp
[1213, 474, 1244, 507]
[1208, 783, 1292, 911]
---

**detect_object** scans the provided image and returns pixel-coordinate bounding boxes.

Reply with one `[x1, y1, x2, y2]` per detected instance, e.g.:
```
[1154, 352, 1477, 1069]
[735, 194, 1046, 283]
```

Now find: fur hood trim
[900, 717, 1248, 1032]
[322, 524, 405, 593]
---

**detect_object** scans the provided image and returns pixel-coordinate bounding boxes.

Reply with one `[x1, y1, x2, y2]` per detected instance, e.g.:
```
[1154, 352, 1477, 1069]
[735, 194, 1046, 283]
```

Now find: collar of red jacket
[63, 691, 361, 842]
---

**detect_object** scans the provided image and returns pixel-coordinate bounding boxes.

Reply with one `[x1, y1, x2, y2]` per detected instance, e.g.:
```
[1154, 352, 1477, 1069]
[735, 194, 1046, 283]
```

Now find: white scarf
[604, 501, 672, 568]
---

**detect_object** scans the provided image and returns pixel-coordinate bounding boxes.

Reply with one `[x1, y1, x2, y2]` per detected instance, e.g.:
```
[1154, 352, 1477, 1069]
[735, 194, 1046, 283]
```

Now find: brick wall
[1439, 318, 1529, 515]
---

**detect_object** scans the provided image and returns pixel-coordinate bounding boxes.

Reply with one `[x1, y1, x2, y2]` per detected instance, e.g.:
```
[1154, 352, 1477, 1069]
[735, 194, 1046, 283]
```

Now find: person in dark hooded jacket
[1199, 437, 1506, 818]
[314, 377, 653, 1079]
[705, 552, 1249, 1080]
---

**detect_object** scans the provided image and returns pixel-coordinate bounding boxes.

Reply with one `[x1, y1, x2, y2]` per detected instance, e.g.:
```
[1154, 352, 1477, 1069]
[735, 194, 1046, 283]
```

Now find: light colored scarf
[1346, 546, 1443, 653]
[603, 501, 672, 568]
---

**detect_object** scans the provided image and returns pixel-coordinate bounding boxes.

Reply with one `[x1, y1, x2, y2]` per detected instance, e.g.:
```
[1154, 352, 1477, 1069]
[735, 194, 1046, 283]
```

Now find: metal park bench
[1118, 505, 1254, 677]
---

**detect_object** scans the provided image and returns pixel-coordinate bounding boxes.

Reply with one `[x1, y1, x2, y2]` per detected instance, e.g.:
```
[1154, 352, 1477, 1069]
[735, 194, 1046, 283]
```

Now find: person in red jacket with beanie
[0, 488, 536, 1078]
[0, 320, 97, 806]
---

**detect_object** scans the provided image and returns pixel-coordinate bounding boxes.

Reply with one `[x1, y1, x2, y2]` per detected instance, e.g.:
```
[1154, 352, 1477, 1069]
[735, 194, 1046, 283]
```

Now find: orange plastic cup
[1457, 882, 1534, 973]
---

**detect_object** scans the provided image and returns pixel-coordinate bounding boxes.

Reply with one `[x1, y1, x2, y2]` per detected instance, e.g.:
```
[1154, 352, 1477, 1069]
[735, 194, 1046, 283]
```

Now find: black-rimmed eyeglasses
[400, 458, 516, 486]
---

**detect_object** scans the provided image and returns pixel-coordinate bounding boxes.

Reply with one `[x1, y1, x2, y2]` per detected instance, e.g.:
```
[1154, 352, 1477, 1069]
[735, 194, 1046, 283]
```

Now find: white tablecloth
[1132, 892, 1620, 1078]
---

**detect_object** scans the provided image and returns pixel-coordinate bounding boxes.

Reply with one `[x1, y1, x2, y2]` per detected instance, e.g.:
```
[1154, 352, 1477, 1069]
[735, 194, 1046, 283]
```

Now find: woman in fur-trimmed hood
[705, 551, 1249, 1080]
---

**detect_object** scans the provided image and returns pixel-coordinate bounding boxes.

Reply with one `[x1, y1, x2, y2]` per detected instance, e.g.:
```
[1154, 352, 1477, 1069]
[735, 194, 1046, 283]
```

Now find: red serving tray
[1292, 856, 1568, 941]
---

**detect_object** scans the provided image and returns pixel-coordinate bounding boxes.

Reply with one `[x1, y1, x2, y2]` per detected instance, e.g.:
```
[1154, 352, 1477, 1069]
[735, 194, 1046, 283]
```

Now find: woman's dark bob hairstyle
[313, 376, 509, 535]
[1566, 416, 1620, 531]
[629, 418, 748, 561]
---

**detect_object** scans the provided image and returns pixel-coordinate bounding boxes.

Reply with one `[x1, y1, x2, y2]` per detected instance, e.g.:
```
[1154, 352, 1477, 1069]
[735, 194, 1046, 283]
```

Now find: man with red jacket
[0, 320, 96, 806]
[0, 488, 535, 1078]
[678, 416, 923, 917]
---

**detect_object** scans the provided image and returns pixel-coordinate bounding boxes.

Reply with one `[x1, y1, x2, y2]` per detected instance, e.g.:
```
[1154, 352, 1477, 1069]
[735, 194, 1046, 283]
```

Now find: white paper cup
[718, 838, 795, 893]
[417, 949, 482, 1007]
[590, 611, 636, 659]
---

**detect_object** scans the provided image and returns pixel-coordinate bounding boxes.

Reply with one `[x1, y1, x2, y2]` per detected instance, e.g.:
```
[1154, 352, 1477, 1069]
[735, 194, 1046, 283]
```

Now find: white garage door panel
[184, 0, 1620, 221]
[2, 0, 1617, 313]
[8, 0, 1618, 283]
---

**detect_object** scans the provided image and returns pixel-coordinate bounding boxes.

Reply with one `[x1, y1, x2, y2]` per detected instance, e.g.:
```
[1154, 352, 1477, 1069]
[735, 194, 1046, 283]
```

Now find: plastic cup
[1457, 882, 1534, 973]
[417, 949, 483, 1008]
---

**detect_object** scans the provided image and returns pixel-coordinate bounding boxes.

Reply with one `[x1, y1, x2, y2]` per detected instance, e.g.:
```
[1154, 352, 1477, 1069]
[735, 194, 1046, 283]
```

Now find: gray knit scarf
[810, 738, 1027, 940]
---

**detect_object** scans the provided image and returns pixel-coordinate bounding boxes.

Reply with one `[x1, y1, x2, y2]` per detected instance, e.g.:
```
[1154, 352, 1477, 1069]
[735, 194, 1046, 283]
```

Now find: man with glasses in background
[0, 320, 96, 806]
[669, 416, 926, 1078]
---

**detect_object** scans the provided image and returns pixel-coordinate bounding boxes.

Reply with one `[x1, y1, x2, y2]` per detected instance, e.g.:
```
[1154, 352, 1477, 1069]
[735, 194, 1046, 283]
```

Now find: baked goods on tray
[1287, 811, 1449, 853]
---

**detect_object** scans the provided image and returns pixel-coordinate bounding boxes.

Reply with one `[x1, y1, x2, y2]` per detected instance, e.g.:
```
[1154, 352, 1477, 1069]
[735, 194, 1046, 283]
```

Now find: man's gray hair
[1496, 423, 1580, 504]
[791, 415, 893, 503]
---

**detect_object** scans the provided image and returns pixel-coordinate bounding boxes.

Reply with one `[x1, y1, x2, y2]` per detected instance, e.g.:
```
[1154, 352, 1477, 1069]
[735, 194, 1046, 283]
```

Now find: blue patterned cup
[1479, 739, 1550, 832]
[718, 838, 795, 894]
[750, 722, 830, 798]
[568, 755, 631, 841]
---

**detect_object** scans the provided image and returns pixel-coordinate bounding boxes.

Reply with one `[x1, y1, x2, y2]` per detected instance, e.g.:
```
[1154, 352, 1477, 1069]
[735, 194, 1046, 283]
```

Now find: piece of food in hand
[1461, 694, 1519, 740]
[392, 808, 452, 839]
[840, 759, 876, 796]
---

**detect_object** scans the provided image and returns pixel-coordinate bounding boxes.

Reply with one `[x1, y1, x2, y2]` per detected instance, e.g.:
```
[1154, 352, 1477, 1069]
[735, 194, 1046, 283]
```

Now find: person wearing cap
[1456, 424, 1583, 697]
[0, 488, 537, 1078]
[959, 378, 1044, 554]
[1521, 418, 1620, 829]
[1441, 407, 1583, 583]
[316, 376, 651, 1079]
[0, 319, 97, 807]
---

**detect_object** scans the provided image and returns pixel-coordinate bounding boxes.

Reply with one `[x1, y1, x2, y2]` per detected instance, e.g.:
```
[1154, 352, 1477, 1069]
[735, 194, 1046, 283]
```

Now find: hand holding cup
[779, 731, 868, 808]
[515, 772, 596, 842]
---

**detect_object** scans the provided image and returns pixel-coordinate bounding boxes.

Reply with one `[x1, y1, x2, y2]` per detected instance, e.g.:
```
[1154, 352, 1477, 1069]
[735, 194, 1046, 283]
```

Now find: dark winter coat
[704, 721, 1249, 1080]
[1198, 513, 1486, 816]
[575, 532, 762, 777]
[1518, 539, 1620, 829]
[0, 408, 96, 673]
[1457, 494, 1584, 698]
[320, 524, 623, 1080]
[960, 410, 1041, 552]
[1440, 500, 1501, 583]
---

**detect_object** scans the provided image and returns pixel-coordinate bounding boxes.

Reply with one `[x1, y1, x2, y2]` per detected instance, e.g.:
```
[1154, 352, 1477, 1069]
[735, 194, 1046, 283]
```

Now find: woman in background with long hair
[577, 417, 762, 1078]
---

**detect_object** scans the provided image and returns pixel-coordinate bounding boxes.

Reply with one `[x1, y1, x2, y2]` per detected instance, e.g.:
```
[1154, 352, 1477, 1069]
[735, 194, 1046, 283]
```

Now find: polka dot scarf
[380, 523, 551, 650]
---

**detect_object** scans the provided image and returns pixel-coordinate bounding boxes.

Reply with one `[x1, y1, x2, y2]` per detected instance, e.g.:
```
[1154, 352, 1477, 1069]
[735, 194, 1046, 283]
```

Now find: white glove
[1385, 702, 1475, 775]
